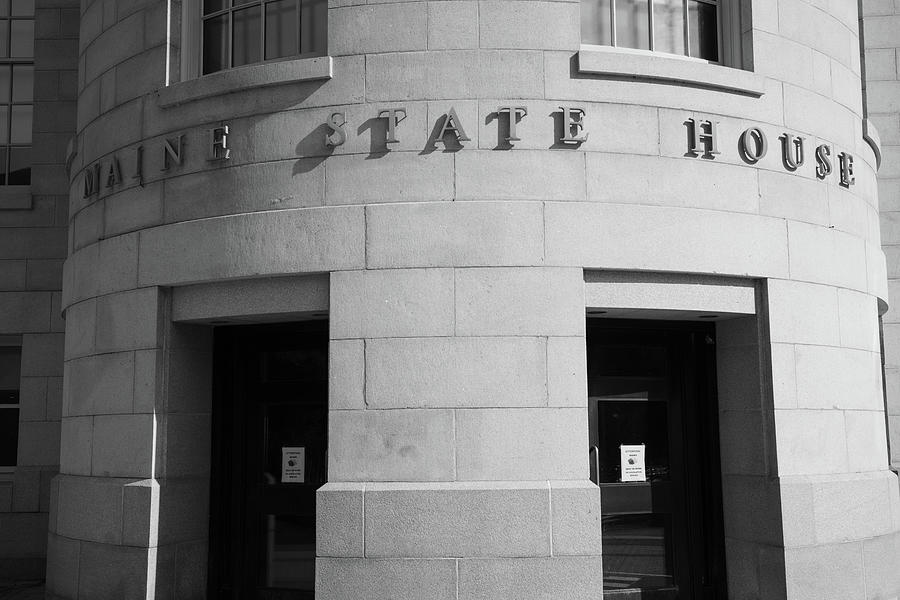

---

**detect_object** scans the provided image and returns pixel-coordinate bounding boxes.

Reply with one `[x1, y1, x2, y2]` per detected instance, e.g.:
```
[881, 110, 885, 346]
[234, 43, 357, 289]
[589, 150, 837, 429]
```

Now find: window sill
[0, 186, 31, 210]
[577, 46, 766, 97]
[157, 56, 333, 109]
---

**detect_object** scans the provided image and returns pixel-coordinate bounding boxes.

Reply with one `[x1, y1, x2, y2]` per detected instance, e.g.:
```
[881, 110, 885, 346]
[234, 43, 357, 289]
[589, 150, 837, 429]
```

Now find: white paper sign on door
[281, 447, 305, 483]
[620, 444, 646, 482]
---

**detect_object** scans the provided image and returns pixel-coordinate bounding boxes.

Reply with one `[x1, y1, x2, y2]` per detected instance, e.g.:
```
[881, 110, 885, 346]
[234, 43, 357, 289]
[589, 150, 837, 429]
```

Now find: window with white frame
[200, 0, 327, 75]
[582, 0, 730, 64]
[0, 347, 21, 472]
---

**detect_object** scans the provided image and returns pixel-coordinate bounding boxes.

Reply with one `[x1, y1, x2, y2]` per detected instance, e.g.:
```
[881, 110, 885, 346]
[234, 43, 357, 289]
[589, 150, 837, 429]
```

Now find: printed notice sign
[281, 447, 305, 483]
[620, 444, 646, 482]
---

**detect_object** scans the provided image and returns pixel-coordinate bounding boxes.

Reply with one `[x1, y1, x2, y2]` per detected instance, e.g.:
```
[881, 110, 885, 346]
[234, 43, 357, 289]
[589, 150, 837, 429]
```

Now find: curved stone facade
[43, 0, 900, 598]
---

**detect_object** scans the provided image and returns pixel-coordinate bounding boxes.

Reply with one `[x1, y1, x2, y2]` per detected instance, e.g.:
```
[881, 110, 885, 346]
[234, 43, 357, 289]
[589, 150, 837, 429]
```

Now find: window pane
[10, 104, 29, 143]
[581, 0, 612, 45]
[299, 0, 326, 55]
[202, 14, 228, 74]
[654, 0, 685, 55]
[8, 145, 28, 184]
[10, 19, 32, 57]
[232, 6, 261, 67]
[688, 0, 718, 61]
[0, 106, 9, 144]
[11, 64, 30, 102]
[0, 407, 18, 466]
[0, 147, 7, 184]
[10, 0, 32, 17]
[616, 0, 649, 50]
[0, 1, 9, 16]
[265, 0, 296, 60]
[234, 0, 257, 6]
[203, 0, 226, 15]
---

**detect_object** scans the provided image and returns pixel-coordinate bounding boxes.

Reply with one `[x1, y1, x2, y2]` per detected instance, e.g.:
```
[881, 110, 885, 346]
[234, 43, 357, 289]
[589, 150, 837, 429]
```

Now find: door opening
[587, 319, 726, 599]
[209, 321, 328, 600]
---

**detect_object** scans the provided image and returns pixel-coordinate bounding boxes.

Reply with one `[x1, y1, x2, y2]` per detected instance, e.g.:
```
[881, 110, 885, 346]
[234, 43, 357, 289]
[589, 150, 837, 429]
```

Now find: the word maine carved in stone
[80, 108, 856, 200]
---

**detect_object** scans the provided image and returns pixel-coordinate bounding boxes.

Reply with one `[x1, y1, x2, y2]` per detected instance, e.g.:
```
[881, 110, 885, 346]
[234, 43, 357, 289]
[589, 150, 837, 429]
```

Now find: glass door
[210, 321, 328, 600]
[587, 321, 726, 599]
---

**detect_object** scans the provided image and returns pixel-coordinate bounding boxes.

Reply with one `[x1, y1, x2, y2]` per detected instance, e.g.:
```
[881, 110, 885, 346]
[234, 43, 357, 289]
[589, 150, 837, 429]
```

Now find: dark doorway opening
[209, 321, 328, 600]
[587, 319, 726, 599]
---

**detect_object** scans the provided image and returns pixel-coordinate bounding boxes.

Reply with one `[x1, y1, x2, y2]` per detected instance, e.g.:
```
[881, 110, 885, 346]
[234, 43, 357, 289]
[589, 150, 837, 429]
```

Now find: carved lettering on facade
[739, 127, 767, 163]
[497, 106, 527, 143]
[816, 144, 833, 179]
[209, 126, 230, 161]
[687, 118, 720, 157]
[162, 134, 184, 171]
[437, 107, 470, 146]
[780, 134, 805, 171]
[839, 152, 855, 187]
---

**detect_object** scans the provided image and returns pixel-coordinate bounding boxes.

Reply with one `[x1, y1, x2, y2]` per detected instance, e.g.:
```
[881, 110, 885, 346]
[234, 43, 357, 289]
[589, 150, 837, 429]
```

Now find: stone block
[11, 466, 40, 512]
[95, 287, 160, 353]
[766, 279, 840, 346]
[25, 258, 65, 291]
[55, 474, 125, 544]
[770, 343, 797, 409]
[0, 260, 26, 289]
[455, 267, 583, 336]
[95, 233, 139, 296]
[77, 541, 149, 600]
[63, 299, 96, 360]
[60, 416, 92, 476]
[138, 207, 365, 286]
[45, 532, 80, 600]
[316, 482, 364, 557]
[787, 222, 867, 291]
[455, 407, 586, 480]
[586, 154, 759, 214]
[721, 474, 785, 546]
[545, 203, 789, 279]
[0, 482, 10, 512]
[862, 531, 900, 600]
[844, 410, 890, 473]
[0, 512, 49, 555]
[549, 481, 602, 556]
[759, 169, 828, 226]
[162, 413, 211, 477]
[173, 274, 329, 322]
[774, 409, 847, 475]
[479, 0, 578, 50]
[80, 98, 143, 167]
[91, 414, 153, 477]
[365, 336, 547, 408]
[366, 201, 544, 268]
[427, 1, 477, 49]
[547, 336, 587, 408]
[133, 349, 159, 413]
[719, 410, 767, 475]
[64, 351, 135, 416]
[457, 556, 604, 600]
[329, 409, 455, 481]
[329, 3, 426, 56]
[331, 269, 454, 339]
[329, 339, 364, 410]
[783, 84, 855, 149]
[174, 541, 208, 599]
[17, 421, 60, 466]
[365, 50, 544, 101]
[316, 558, 457, 600]
[82, 11, 143, 83]
[364, 482, 550, 558]
[811, 472, 895, 544]
[157, 479, 209, 545]
[18, 377, 47, 421]
[783, 542, 865, 600]
[794, 345, 882, 411]
[164, 159, 325, 224]
[456, 149, 585, 201]
[103, 182, 163, 237]
[122, 478, 159, 547]
[864, 14, 900, 48]
[20, 332, 64, 376]
[326, 150, 453, 204]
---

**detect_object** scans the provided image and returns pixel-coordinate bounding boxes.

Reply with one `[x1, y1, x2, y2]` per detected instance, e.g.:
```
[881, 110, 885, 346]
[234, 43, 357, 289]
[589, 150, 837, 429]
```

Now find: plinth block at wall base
[316, 556, 605, 600]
